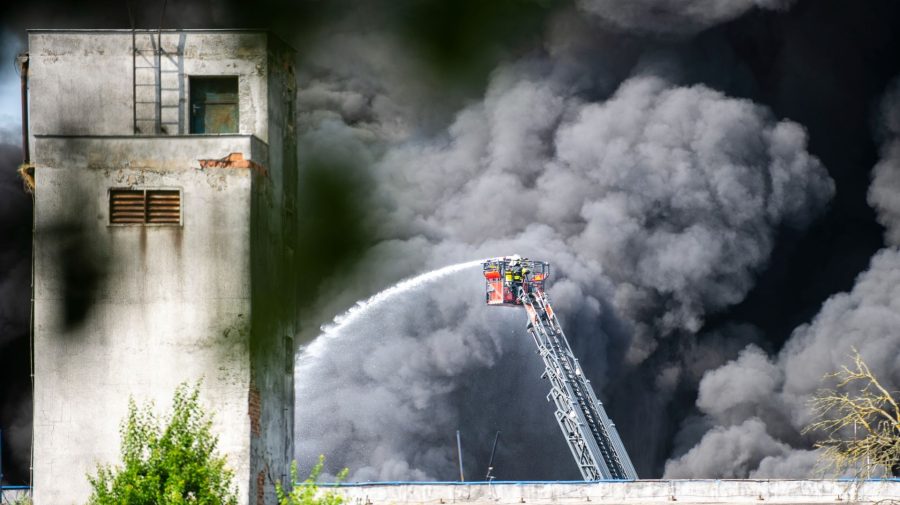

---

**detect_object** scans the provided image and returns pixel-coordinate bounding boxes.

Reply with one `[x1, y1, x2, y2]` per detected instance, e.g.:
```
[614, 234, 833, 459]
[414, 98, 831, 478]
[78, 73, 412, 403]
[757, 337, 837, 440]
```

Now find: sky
[0, 32, 22, 137]
[3, 0, 900, 486]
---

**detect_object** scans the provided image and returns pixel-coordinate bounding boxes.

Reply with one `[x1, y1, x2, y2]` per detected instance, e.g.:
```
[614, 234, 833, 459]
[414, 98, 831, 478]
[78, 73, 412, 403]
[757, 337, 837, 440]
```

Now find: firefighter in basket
[507, 258, 531, 301]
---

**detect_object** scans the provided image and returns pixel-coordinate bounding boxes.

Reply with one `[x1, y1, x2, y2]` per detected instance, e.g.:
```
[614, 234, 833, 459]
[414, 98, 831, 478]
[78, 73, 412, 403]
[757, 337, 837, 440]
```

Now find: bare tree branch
[803, 349, 900, 479]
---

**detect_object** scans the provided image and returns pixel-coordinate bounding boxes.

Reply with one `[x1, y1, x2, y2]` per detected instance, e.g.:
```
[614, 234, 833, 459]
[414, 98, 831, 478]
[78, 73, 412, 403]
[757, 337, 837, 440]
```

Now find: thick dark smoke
[665, 74, 900, 479]
[294, 58, 834, 479]
[0, 16, 31, 488]
[4, 0, 900, 484]
[575, 0, 795, 35]
[0, 127, 32, 485]
[667, 247, 900, 477]
[869, 80, 900, 247]
[292, 0, 900, 481]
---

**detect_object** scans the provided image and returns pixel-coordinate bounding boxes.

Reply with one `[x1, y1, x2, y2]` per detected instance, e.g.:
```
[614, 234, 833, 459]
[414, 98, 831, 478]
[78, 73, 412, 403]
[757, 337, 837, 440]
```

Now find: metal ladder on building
[133, 30, 181, 134]
[520, 286, 638, 481]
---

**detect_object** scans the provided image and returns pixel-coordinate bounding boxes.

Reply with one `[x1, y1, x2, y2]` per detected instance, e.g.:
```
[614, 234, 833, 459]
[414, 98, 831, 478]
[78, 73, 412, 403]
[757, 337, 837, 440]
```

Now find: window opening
[190, 76, 239, 134]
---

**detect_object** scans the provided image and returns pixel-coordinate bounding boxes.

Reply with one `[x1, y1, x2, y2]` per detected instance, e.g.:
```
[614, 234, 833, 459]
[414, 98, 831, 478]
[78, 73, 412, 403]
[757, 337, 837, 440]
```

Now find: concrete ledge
[325, 480, 900, 505]
[32, 135, 268, 172]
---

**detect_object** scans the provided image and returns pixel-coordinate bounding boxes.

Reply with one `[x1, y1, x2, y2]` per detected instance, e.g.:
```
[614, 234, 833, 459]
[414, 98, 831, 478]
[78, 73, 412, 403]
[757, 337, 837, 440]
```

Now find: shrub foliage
[86, 383, 238, 505]
[275, 456, 348, 505]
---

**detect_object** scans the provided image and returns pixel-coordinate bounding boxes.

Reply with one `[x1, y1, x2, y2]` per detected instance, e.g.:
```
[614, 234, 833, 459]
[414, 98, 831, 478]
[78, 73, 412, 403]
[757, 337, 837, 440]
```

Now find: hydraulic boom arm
[483, 257, 638, 481]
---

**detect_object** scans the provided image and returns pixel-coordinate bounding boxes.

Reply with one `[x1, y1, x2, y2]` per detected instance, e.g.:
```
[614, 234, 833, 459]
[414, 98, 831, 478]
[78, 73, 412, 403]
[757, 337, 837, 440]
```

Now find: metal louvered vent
[147, 190, 181, 224]
[110, 188, 181, 225]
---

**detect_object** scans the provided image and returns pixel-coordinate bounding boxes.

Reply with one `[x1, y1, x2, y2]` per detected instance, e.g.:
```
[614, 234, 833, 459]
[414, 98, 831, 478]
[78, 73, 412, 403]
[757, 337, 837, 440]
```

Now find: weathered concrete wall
[28, 31, 133, 136]
[30, 30, 297, 505]
[328, 480, 900, 505]
[247, 36, 299, 505]
[32, 134, 269, 171]
[28, 30, 270, 140]
[32, 136, 264, 505]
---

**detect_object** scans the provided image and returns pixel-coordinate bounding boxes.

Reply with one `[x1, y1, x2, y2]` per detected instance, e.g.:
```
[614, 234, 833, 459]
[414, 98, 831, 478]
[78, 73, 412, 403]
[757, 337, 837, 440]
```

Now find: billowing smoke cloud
[665, 418, 795, 478]
[0, 127, 32, 484]
[4, 0, 899, 485]
[295, 61, 834, 480]
[0, 133, 28, 350]
[576, 0, 796, 36]
[666, 417, 819, 479]
[295, 31, 442, 141]
[666, 248, 900, 478]
[868, 80, 900, 247]
[664, 76, 900, 479]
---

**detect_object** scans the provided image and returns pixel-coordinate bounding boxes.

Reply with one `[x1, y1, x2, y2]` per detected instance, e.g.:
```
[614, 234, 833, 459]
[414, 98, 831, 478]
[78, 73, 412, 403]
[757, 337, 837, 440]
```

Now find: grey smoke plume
[695, 345, 783, 428]
[665, 76, 900, 479]
[0, 132, 28, 348]
[665, 248, 900, 478]
[664, 418, 795, 478]
[296, 30, 443, 141]
[576, 0, 796, 36]
[295, 63, 834, 479]
[868, 80, 900, 246]
[0, 129, 31, 484]
[666, 417, 819, 479]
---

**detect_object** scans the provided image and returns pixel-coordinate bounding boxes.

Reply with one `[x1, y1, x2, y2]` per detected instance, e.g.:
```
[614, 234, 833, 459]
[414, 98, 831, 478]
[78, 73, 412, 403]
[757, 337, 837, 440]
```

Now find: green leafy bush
[8, 494, 33, 505]
[275, 456, 348, 505]
[86, 382, 238, 505]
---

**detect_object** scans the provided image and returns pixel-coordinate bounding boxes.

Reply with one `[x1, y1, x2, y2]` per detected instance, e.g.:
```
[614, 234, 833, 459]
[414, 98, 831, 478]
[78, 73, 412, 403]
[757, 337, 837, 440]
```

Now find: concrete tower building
[27, 30, 298, 505]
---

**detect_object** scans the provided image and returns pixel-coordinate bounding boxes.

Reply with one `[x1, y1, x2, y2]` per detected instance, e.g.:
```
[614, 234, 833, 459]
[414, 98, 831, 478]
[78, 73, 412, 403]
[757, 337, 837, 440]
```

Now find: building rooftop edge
[33, 133, 267, 144]
[26, 28, 297, 53]
[27, 28, 269, 33]
[321, 479, 900, 487]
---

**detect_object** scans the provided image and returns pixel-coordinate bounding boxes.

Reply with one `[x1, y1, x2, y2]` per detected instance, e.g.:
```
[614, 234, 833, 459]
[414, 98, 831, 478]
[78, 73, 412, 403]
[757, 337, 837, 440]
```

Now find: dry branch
[804, 350, 900, 478]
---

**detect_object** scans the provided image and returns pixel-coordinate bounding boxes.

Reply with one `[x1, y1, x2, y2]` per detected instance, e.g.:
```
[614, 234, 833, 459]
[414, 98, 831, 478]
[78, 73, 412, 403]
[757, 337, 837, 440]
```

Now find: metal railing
[0, 485, 32, 505]
[0, 428, 32, 504]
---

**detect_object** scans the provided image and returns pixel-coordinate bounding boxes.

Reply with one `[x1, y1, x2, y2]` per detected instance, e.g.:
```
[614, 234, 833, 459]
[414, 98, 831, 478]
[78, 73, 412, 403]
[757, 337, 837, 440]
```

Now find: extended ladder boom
[483, 257, 637, 481]
[521, 287, 637, 480]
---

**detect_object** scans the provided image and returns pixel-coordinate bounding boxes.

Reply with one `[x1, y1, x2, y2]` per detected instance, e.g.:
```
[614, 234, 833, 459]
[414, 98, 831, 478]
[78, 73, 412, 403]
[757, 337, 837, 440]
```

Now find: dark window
[110, 189, 181, 225]
[190, 77, 239, 134]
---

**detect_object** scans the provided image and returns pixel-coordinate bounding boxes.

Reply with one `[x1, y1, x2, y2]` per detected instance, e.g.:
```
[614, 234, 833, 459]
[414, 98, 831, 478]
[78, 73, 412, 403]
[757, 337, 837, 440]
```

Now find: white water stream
[295, 258, 487, 374]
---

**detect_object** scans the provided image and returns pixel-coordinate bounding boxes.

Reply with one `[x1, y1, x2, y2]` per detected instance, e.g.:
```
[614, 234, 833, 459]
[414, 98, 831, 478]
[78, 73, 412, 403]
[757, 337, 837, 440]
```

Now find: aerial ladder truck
[483, 257, 638, 481]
